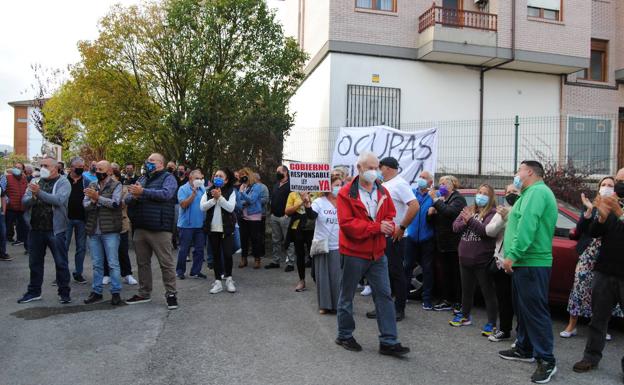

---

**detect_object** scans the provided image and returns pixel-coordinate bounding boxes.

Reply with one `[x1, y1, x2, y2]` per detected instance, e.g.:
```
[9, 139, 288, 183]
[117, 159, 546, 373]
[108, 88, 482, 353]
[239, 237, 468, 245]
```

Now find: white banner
[331, 126, 438, 186]
[289, 162, 331, 192]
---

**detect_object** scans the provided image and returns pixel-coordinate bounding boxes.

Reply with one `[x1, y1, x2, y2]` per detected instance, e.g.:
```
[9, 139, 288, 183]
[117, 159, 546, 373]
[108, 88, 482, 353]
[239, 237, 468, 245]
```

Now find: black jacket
[590, 213, 624, 278]
[431, 190, 467, 253]
[573, 209, 596, 255]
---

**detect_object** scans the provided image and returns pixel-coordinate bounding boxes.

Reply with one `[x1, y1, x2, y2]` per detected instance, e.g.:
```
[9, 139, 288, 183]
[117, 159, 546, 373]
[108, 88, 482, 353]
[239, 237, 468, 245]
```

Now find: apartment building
[278, 0, 624, 176]
[8, 99, 61, 161]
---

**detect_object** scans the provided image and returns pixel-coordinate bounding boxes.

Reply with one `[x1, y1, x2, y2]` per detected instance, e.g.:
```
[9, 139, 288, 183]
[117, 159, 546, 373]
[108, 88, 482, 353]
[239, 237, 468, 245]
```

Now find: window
[581, 39, 608, 82]
[527, 0, 561, 21]
[346, 85, 401, 128]
[356, 0, 397, 12]
[567, 117, 611, 174]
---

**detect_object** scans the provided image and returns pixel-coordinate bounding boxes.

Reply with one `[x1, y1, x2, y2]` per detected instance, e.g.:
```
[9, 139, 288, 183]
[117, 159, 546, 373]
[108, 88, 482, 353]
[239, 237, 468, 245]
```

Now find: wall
[12, 106, 28, 157]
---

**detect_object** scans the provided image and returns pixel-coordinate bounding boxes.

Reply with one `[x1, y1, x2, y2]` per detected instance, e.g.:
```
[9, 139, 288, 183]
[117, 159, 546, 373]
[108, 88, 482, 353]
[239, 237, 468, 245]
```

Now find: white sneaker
[511, 339, 517, 349]
[606, 333, 612, 341]
[209, 280, 223, 294]
[102, 276, 111, 285]
[124, 275, 138, 285]
[559, 329, 577, 338]
[234, 249, 242, 255]
[360, 285, 372, 296]
[225, 277, 236, 293]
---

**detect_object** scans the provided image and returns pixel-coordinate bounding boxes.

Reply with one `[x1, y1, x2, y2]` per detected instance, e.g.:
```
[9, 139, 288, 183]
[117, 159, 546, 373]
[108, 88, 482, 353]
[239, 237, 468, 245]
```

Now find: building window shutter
[527, 0, 561, 11]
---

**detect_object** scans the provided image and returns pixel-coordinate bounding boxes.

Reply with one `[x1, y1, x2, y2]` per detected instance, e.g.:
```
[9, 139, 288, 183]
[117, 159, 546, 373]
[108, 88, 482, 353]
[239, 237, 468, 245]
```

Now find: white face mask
[599, 186, 614, 197]
[193, 179, 204, 189]
[39, 167, 51, 179]
[362, 169, 378, 183]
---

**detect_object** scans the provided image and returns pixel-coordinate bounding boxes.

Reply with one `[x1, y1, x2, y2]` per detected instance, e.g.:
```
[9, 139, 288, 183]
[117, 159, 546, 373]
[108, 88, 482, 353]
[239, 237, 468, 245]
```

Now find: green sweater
[504, 180, 557, 267]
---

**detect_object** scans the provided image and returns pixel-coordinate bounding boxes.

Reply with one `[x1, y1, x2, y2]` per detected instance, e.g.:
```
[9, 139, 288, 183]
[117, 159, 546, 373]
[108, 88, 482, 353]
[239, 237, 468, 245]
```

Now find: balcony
[417, 5, 504, 66]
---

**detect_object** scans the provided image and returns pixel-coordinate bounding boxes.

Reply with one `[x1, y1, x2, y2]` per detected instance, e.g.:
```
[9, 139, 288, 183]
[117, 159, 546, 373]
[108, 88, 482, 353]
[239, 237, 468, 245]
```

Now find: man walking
[83, 161, 123, 305]
[498, 160, 558, 384]
[265, 165, 294, 270]
[17, 157, 72, 304]
[65, 156, 89, 284]
[125, 153, 179, 310]
[334, 151, 410, 357]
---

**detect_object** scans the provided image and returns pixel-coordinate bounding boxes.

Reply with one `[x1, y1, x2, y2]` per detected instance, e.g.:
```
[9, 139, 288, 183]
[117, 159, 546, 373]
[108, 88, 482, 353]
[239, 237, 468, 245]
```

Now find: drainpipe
[477, 0, 516, 175]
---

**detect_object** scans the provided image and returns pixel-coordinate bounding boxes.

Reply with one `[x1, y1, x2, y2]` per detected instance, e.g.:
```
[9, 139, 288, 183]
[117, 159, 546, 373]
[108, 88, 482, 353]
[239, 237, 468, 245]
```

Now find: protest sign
[331, 126, 437, 186]
[289, 162, 331, 192]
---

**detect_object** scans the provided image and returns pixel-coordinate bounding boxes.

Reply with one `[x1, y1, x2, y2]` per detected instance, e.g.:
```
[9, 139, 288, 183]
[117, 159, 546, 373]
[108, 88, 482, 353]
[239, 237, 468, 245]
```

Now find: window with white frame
[527, 0, 561, 21]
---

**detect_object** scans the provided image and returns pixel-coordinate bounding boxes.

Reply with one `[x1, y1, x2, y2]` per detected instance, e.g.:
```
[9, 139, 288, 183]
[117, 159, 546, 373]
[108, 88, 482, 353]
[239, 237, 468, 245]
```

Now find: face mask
[177, 171, 185, 178]
[276, 172, 284, 181]
[113, 170, 122, 179]
[90, 166, 96, 174]
[213, 177, 224, 188]
[126, 171, 134, 177]
[615, 182, 624, 198]
[513, 175, 523, 190]
[376, 170, 384, 182]
[362, 169, 378, 184]
[599, 186, 614, 197]
[240, 176, 249, 184]
[332, 186, 341, 197]
[438, 185, 449, 197]
[505, 193, 519, 206]
[12, 168, 22, 176]
[193, 179, 204, 189]
[475, 193, 489, 207]
[416, 177, 428, 189]
[167, 167, 175, 173]
[145, 161, 156, 174]
[39, 167, 51, 179]
[96, 172, 108, 181]
[74, 168, 84, 176]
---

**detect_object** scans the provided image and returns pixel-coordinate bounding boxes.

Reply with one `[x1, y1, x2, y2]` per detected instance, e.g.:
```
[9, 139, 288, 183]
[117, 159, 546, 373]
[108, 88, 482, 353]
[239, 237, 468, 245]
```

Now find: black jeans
[239, 219, 264, 259]
[104, 232, 132, 277]
[492, 268, 514, 333]
[292, 229, 313, 281]
[403, 237, 435, 304]
[386, 237, 407, 313]
[6, 209, 28, 250]
[459, 263, 498, 324]
[438, 250, 461, 304]
[27, 230, 70, 297]
[209, 232, 234, 280]
[583, 271, 624, 370]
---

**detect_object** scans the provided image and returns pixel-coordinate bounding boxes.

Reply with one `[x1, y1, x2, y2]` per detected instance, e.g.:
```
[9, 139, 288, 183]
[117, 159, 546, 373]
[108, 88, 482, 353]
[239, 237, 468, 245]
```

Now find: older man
[83, 161, 123, 305]
[335, 151, 410, 357]
[4, 162, 29, 250]
[125, 153, 179, 310]
[176, 169, 207, 279]
[84, 161, 98, 184]
[17, 157, 71, 304]
[65, 156, 89, 284]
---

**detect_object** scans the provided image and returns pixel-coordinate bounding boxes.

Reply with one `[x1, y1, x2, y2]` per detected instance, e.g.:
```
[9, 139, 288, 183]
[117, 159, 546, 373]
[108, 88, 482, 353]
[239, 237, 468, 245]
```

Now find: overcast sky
[0, 0, 285, 148]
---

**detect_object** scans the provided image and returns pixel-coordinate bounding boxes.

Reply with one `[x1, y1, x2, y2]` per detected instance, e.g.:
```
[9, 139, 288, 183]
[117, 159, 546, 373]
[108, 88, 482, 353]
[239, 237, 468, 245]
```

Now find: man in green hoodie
[498, 160, 558, 384]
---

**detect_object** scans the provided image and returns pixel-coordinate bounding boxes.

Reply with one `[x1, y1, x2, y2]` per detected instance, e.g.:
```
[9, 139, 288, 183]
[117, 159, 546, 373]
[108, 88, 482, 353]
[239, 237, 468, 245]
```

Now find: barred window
[346, 85, 401, 128]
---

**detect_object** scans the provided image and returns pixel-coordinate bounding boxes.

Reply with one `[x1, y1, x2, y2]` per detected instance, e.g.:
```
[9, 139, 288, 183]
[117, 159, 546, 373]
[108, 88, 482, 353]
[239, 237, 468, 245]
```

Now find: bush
[536, 154, 591, 209]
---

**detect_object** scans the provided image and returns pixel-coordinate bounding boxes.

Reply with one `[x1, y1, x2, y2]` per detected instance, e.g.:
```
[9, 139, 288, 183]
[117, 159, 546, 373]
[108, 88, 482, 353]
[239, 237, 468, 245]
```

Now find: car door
[550, 210, 579, 305]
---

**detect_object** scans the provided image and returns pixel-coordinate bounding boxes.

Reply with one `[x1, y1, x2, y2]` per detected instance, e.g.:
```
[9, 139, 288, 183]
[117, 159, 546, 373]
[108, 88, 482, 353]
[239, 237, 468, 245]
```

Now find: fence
[283, 113, 621, 179]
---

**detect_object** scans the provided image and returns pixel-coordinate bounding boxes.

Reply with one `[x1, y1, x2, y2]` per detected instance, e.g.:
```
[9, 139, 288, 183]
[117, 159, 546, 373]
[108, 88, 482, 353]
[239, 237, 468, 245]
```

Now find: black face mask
[240, 176, 249, 184]
[177, 171, 185, 178]
[113, 170, 122, 179]
[276, 172, 284, 181]
[615, 181, 624, 198]
[96, 172, 108, 181]
[167, 167, 175, 173]
[90, 166, 97, 174]
[74, 168, 84, 176]
[505, 193, 519, 206]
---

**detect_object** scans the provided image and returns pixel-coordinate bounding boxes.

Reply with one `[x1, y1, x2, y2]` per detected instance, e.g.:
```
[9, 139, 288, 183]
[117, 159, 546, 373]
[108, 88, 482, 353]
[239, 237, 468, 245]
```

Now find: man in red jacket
[4, 162, 29, 252]
[334, 151, 410, 357]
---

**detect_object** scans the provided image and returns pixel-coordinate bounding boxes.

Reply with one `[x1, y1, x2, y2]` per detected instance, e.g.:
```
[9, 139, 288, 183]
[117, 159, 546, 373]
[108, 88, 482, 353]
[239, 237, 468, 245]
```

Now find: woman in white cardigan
[485, 184, 520, 342]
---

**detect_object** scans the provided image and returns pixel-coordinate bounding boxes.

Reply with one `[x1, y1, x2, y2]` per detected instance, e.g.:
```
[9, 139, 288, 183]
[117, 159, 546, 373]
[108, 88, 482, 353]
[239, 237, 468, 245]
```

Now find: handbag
[310, 238, 329, 256]
[487, 239, 505, 275]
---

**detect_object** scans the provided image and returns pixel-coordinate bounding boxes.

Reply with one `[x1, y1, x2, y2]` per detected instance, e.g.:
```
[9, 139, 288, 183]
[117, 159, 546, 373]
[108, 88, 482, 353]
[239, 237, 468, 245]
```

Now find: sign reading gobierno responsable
[289, 163, 331, 192]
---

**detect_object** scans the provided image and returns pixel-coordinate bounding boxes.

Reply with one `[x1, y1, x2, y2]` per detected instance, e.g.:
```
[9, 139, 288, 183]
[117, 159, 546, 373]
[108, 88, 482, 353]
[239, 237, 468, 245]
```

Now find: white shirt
[358, 184, 379, 220]
[311, 197, 339, 251]
[383, 175, 416, 226]
[200, 190, 237, 232]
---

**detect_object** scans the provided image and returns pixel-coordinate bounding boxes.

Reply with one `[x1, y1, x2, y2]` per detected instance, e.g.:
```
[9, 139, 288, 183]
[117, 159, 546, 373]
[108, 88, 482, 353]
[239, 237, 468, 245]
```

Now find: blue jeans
[337, 254, 398, 345]
[0, 213, 6, 255]
[176, 228, 205, 276]
[403, 237, 435, 304]
[27, 230, 70, 297]
[233, 224, 241, 252]
[512, 267, 555, 363]
[89, 233, 122, 294]
[65, 219, 87, 274]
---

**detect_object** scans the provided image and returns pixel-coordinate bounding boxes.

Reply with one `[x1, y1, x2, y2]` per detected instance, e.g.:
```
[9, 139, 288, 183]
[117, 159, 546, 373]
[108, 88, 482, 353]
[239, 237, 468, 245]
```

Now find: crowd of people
[1, 152, 624, 384]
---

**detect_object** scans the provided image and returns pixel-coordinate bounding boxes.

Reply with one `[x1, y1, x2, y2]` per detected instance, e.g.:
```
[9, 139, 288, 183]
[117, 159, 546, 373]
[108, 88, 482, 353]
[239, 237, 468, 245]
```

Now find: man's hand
[211, 188, 221, 200]
[503, 258, 514, 274]
[604, 195, 623, 218]
[128, 183, 144, 197]
[84, 188, 99, 202]
[29, 183, 40, 195]
[380, 221, 394, 236]
[392, 226, 404, 242]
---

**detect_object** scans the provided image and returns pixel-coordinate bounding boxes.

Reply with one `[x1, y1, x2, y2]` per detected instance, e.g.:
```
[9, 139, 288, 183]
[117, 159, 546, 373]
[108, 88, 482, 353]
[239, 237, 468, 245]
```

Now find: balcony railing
[418, 5, 497, 33]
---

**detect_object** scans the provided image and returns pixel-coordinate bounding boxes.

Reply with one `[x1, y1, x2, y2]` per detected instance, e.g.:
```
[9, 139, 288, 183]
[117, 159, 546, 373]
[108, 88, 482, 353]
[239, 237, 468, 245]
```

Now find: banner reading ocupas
[289, 163, 331, 192]
[331, 126, 438, 186]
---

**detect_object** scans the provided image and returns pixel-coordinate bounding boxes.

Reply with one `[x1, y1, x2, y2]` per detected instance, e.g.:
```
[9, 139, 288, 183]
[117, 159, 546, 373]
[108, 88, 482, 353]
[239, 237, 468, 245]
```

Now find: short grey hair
[189, 169, 203, 178]
[357, 151, 379, 166]
[70, 156, 84, 167]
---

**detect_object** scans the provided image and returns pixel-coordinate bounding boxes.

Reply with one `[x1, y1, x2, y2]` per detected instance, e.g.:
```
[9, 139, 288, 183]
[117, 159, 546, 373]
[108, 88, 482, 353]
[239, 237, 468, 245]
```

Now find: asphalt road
[1, 241, 622, 385]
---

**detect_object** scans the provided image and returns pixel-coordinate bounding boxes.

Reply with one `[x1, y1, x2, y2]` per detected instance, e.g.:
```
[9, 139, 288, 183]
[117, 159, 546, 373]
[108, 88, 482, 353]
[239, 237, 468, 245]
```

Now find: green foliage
[42, 0, 306, 175]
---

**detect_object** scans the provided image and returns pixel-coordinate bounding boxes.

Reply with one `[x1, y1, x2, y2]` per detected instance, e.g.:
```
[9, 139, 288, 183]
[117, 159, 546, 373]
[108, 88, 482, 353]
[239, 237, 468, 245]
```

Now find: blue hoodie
[406, 188, 434, 243]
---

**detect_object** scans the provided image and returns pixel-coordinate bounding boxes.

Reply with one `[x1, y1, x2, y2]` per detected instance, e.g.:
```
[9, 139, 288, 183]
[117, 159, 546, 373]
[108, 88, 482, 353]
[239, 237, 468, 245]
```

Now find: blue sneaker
[449, 313, 472, 327]
[482, 323, 495, 336]
[17, 293, 42, 304]
[422, 301, 433, 311]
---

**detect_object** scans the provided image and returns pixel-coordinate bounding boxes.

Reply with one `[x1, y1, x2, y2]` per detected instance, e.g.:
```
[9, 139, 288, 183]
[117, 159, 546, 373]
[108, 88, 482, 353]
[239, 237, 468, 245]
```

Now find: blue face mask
[416, 177, 428, 189]
[513, 175, 523, 190]
[144, 161, 156, 174]
[475, 193, 489, 207]
[12, 168, 22, 176]
[213, 176, 224, 188]
[376, 170, 384, 182]
[332, 186, 341, 197]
